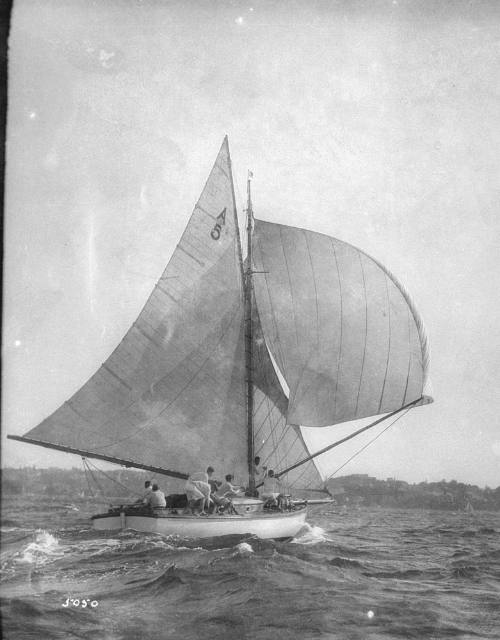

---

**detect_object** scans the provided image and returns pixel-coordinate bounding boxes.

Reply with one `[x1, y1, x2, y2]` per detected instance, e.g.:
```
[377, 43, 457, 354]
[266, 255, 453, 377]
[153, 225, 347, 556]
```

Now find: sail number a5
[210, 208, 227, 240]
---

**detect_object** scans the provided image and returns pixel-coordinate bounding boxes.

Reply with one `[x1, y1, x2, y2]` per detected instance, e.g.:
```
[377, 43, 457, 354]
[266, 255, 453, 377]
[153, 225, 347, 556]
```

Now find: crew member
[185, 471, 211, 515]
[261, 470, 282, 508]
[146, 483, 166, 509]
[135, 480, 153, 504]
[218, 474, 244, 498]
[253, 456, 267, 483]
[207, 467, 227, 513]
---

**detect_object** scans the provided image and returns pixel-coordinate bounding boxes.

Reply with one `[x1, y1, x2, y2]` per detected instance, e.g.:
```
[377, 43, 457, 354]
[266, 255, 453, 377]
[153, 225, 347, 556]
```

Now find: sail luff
[225, 135, 245, 282]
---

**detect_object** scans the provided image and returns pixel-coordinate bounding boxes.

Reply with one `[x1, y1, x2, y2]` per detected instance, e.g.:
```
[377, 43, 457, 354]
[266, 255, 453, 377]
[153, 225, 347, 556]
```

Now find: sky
[3, 0, 500, 487]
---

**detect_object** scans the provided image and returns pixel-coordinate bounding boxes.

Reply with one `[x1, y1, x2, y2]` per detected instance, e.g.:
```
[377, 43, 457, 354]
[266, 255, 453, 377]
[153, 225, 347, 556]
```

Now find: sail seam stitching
[330, 238, 343, 422]
[194, 203, 215, 220]
[155, 284, 180, 305]
[377, 274, 392, 414]
[253, 227, 288, 387]
[133, 322, 164, 350]
[279, 226, 300, 350]
[177, 243, 205, 267]
[287, 230, 321, 421]
[402, 307, 412, 406]
[355, 252, 369, 416]
[101, 364, 133, 391]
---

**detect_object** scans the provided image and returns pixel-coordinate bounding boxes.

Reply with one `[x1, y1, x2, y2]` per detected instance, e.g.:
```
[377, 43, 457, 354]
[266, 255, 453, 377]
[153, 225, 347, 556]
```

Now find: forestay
[252, 220, 432, 428]
[22, 138, 249, 479]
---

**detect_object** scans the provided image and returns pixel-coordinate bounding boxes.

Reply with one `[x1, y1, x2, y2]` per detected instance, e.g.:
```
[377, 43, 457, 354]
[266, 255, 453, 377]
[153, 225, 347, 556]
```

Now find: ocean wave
[451, 564, 480, 579]
[362, 567, 446, 580]
[478, 527, 496, 534]
[1, 521, 23, 530]
[328, 556, 363, 569]
[2, 504, 500, 640]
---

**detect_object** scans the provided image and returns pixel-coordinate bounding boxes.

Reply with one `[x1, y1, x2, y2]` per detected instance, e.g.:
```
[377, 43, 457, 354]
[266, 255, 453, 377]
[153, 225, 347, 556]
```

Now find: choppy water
[1, 496, 499, 639]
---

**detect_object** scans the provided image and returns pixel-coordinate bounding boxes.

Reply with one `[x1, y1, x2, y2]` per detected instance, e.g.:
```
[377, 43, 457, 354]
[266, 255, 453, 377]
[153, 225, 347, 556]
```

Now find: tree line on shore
[325, 474, 500, 511]
[1, 467, 499, 511]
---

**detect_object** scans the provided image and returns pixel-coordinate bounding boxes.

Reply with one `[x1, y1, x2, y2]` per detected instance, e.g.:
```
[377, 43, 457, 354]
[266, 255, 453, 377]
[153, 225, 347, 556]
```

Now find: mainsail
[15, 138, 249, 479]
[252, 220, 432, 429]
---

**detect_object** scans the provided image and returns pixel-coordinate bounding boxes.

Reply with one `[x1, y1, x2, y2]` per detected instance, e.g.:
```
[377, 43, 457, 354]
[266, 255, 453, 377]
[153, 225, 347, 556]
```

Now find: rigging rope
[325, 408, 411, 481]
[85, 458, 143, 497]
[81, 458, 107, 501]
[82, 459, 97, 498]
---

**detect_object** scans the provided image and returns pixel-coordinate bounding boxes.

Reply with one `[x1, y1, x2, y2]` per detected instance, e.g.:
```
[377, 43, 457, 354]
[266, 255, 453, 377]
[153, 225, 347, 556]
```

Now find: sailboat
[464, 500, 475, 515]
[9, 137, 432, 539]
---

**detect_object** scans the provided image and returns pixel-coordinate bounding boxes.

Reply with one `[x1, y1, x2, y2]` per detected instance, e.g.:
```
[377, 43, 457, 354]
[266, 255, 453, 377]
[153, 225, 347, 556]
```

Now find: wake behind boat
[9, 137, 432, 540]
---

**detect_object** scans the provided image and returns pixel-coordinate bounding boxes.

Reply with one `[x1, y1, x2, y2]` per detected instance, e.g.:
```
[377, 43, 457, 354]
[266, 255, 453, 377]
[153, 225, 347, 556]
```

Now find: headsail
[17, 138, 248, 479]
[252, 219, 432, 428]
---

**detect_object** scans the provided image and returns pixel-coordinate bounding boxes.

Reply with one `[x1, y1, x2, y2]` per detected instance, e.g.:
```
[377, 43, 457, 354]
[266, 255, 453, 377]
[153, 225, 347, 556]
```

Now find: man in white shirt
[261, 470, 282, 507]
[185, 471, 212, 515]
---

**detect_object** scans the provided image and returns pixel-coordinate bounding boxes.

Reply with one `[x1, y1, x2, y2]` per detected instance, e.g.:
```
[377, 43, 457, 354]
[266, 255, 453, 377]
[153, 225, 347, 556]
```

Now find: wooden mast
[245, 172, 255, 493]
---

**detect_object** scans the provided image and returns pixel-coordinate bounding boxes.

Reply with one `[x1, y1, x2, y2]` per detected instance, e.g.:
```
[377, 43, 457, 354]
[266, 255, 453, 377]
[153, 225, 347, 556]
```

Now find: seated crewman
[146, 483, 166, 509]
[135, 480, 152, 504]
[217, 474, 244, 498]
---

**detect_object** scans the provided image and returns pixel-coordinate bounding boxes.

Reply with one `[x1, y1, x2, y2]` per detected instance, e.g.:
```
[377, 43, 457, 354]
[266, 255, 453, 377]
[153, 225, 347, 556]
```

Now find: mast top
[247, 171, 254, 218]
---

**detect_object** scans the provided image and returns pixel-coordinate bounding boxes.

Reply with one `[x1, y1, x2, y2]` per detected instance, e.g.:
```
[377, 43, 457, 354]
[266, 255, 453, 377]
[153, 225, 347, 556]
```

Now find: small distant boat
[9, 137, 432, 539]
[464, 500, 475, 515]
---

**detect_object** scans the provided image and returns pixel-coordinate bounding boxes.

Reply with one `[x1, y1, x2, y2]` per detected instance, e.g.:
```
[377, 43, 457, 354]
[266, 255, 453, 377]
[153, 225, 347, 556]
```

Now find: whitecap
[15, 530, 63, 566]
[234, 542, 254, 555]
[290, 523, 331, 545]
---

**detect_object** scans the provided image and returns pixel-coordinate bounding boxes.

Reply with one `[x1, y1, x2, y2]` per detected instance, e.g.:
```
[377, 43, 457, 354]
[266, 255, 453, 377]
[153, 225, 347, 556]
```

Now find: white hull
[92, 506, 307, 539]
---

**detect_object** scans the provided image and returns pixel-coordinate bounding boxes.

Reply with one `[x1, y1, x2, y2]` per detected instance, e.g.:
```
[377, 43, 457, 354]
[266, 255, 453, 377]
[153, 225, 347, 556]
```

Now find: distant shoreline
[2, 467, 499, 512]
